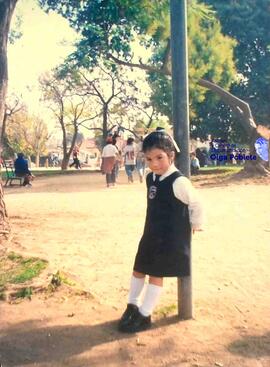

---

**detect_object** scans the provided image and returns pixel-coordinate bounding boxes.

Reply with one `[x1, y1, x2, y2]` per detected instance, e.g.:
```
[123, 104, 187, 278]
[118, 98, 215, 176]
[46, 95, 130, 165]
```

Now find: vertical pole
[170, 0, 192, 319]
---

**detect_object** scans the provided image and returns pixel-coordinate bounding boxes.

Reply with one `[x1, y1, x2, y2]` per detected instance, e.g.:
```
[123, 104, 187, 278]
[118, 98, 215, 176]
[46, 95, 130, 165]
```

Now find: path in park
[1, 171, 269, 367]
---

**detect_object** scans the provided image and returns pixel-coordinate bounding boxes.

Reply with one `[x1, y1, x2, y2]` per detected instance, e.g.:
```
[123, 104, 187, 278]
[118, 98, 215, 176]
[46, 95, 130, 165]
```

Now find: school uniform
[133, 165, 203, 277]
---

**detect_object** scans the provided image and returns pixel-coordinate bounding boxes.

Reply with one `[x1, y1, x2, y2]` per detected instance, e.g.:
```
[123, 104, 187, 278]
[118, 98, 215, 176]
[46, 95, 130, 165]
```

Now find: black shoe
[118, 304, 138, 331]
[120, 310, 151, 333]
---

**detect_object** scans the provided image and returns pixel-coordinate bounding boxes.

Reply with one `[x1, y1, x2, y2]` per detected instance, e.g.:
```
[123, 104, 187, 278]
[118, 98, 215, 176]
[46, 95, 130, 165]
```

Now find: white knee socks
[139, 283, 163, 317]
[128, 275, 145, 306]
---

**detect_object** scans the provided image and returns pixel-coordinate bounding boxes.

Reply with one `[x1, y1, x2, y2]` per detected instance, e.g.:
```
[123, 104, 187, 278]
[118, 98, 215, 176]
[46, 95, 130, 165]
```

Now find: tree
[39, 0, 269, 174]
[40, 70, 93, 169]
[204, 0, 270, 124]
[5, 111, 49, 167]
[75, 65, 133, 144]
[1, 94, 25, 147]
[0, 0, 18, 239]
[38, 0, 238, 135]
[26, 116, 49, 167]
[147, 5, 236, 136]
[56, 61, 158, 142]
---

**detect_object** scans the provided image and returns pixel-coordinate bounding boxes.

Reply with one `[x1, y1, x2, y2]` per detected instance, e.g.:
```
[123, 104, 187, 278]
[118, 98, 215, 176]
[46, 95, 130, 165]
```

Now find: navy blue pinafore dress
[133, 171, 191, 277]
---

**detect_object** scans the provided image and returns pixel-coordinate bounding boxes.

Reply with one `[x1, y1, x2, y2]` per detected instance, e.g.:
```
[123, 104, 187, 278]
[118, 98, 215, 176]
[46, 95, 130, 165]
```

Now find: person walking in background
[112, 133, 122, 182]
[101, 136, 118, 187]
[136, 150, 146, 183]
[118, 130, 203, 333]
[123, 137, 136, 183]
[190, 152, 200, 175]
[69, 146, 81, 169]
[14, 153, 35, 187]
[136, 136, 146, 183]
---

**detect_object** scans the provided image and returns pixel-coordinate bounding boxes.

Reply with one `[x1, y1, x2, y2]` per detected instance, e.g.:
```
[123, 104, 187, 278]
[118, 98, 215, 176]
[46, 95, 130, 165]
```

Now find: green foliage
[204, 0, 270, 123]
[148, 1, 236, 137]
[0, 252, 48, 288]
[133, 116, 172, 134]
[39, 0, 237, 140]
[47, 270, 77, 293]
[51, 270, 76, 287]
[154, 303, 177, 317]
[192, 98, 248, 143]
[13, 287, 33, 300]
[8, 14, 23, 44]
[5, 110, 49, 159]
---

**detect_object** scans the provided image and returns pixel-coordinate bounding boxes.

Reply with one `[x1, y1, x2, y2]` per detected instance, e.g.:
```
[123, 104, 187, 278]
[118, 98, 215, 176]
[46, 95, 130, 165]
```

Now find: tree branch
[198, 78, 256, 134]
[107, 53, 170, 76]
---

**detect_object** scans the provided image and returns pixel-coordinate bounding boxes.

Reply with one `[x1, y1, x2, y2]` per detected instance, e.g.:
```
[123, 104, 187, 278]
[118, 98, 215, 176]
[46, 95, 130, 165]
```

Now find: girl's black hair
[127, 137, 134, 145]
[142, 131, 175, 154]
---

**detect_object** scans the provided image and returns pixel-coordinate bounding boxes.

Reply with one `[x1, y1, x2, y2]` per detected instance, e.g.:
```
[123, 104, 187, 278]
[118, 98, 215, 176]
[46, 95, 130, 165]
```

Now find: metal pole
[170, 0, 192, 319]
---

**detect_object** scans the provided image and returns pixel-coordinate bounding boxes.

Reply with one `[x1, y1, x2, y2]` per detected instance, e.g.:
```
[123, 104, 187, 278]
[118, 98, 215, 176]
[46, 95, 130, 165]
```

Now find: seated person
[14, 153, 34, 186]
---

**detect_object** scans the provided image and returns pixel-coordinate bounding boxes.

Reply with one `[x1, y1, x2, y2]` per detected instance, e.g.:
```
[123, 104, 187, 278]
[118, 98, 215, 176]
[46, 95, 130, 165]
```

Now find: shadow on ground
[0, 315, 180, 366]
[228, 332, 270, 358]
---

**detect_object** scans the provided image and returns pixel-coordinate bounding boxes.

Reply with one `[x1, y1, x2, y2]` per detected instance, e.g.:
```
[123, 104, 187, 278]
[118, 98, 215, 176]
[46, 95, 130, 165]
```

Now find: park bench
[3, 160, 24, 187]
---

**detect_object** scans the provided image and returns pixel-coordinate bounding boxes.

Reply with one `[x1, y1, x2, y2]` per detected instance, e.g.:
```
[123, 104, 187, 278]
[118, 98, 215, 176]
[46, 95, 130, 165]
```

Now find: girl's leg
[125, 165, 130, 181]
[138, 167, 143, 182]
[118, 271, 146, 331]
[105, 173, 110, 187]
[128, 271, 146, 306]
[129, 165, 135, 182]
[139, 276, 163, 317]
[125, 165, 133, 182]
[111, 166, 116, 185]
[119, 275, 163, 332]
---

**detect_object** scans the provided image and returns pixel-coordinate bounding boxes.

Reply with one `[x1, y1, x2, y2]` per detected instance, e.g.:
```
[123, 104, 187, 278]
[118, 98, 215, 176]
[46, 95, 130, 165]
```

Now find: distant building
[79, 138, 101, 168]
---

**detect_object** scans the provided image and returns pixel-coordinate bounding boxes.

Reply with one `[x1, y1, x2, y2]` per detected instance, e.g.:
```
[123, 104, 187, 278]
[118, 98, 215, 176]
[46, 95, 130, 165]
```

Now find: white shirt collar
[153, 164, 178, 182]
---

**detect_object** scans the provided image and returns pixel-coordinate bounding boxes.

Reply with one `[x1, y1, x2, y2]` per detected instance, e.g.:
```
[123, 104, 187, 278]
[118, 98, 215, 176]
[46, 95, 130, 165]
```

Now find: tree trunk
[109, 55, 268, 175]
[1, 108, 8, 145]
[0, 175, 10, 243]
[60, 115, 69, 170]
[102, 104, 108, 145]
[198, 78, 269, 175]
[60, 120, 78, 170]
[0, 0, 18, 239]
[35, 152, 40, 168]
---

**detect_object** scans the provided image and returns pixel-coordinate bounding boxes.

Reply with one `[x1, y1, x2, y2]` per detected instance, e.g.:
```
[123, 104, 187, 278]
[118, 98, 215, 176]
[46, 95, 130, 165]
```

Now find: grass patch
[155, 303, 177, 317]
[199, 165, 242, 175]
[0, 252, 48, 288]
[13, 287, 33, 300]
[1, 168, 97, 180]
[31, 169, 97, 178]
[48, 270, 76, 293]
[0, 287, 6, 301]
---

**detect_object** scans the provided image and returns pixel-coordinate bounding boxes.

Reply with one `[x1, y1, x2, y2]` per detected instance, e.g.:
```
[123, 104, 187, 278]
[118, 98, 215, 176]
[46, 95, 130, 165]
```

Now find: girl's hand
[192, 228, 203, 234]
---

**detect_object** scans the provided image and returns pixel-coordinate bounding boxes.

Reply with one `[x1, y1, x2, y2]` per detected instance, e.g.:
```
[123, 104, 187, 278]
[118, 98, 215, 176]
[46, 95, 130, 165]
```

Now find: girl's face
[145, 148, 174, 176]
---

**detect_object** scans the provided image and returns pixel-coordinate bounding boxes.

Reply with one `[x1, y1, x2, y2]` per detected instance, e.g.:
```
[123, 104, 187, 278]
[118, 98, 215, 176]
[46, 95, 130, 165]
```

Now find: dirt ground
[0, 170, 270, 367]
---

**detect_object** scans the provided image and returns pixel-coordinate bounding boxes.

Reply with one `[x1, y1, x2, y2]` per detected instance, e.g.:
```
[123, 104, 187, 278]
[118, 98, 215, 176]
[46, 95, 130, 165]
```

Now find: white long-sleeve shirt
[153, 165, 204, 230]
[101, 144, 118, 158]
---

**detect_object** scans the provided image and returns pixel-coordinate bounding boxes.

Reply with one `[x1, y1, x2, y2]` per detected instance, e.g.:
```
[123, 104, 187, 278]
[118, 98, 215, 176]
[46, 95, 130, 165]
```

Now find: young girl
[123, 137, 136, 183]
[118, 130, 204, 333]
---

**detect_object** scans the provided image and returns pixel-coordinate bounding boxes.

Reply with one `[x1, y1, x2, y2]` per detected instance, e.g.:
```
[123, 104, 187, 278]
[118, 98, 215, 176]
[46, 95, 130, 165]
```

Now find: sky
[7, 0, 154, 138]
[8, 0, 77, 115]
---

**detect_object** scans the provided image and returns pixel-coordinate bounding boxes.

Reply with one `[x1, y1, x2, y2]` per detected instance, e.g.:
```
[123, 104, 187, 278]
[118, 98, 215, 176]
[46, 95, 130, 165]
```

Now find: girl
[136, 136, 146, 183]
[118, 130, 204, 333]
[123, 137, 136, 183]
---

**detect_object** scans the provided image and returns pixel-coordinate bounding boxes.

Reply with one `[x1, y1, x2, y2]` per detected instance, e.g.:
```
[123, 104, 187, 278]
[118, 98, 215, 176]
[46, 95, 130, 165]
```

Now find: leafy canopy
[204, 0, 270, 123]
[39, 0, 239, 140]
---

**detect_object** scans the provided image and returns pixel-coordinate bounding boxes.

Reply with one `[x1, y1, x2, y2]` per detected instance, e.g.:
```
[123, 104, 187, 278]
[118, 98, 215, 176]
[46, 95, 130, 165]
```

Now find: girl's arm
[173, 177, 204, 232]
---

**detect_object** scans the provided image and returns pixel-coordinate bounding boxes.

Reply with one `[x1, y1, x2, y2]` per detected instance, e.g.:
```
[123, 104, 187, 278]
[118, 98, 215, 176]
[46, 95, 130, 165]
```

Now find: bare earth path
[0, 171, 269, 367]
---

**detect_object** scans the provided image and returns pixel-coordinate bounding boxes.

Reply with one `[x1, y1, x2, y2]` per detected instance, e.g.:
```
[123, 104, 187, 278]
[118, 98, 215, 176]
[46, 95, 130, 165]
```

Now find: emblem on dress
[149, 185, 157, 199]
